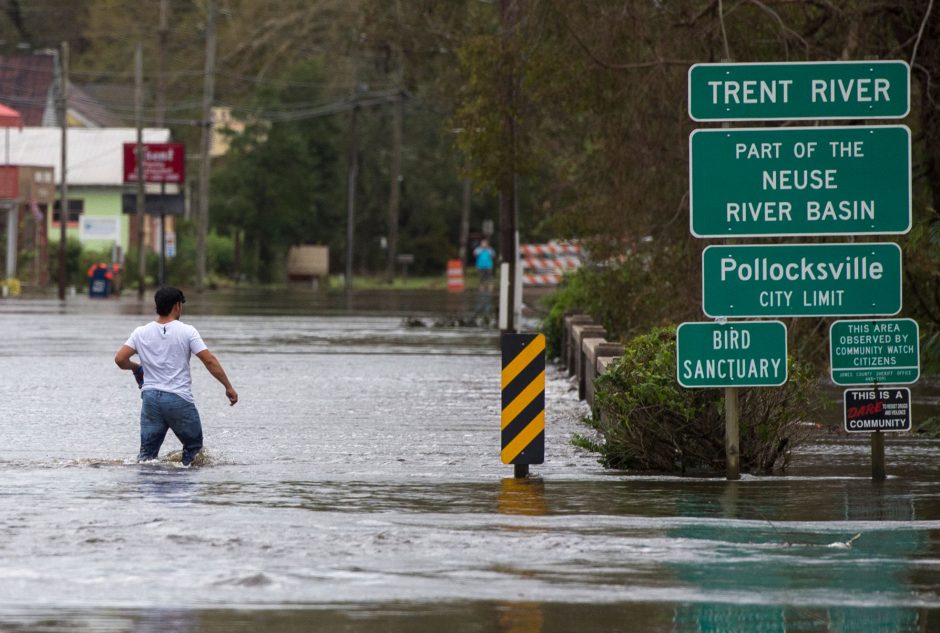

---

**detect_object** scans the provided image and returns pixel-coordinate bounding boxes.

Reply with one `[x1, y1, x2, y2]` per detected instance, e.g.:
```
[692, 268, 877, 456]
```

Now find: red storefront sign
[123, 143, 185, 184]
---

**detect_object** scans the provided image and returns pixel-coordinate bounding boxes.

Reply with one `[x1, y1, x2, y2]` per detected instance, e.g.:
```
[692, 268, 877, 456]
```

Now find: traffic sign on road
[677, 321, 787, 388]
[844, 387, 911, 433]
[702, 243, 902, 318]
[688, 60, 910, 121]
[689, 126, 911, 237]
[830, 318, 919, 386]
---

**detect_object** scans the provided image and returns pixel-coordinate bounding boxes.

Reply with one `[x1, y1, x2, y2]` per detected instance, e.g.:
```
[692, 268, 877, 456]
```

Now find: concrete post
[570, 324, 605, 378]
[584, 341, 624, 408]
[563, 315, 593, 371]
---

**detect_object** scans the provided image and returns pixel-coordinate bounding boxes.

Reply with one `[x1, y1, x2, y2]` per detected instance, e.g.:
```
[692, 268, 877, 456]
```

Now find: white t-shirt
[124, 320, 208, 402]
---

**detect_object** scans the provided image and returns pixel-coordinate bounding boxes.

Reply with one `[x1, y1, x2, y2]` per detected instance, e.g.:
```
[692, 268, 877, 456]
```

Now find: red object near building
[123, 142, 185, 183]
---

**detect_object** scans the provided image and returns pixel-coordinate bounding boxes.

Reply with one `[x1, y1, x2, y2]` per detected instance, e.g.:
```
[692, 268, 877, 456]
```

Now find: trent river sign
[689, 126, 911, 237]
[688, 60, 910, 121]
[830, 318, 919, 386]
[702, 243, 902, 318]
[677, 321, 787, 388]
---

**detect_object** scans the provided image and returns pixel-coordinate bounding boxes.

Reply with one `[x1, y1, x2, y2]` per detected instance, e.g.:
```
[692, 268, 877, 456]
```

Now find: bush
[581, 325, 827, 475]
[540, 269, 592, 359]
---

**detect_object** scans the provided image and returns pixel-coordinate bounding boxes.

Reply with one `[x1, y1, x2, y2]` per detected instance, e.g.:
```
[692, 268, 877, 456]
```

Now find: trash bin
[88, 262, 112, 298]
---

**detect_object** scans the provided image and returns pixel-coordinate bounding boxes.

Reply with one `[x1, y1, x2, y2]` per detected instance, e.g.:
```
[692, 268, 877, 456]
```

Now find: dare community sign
[688, 60, 910, 121]
[689, 125, 911, 237]
[844, 387, 911, 433]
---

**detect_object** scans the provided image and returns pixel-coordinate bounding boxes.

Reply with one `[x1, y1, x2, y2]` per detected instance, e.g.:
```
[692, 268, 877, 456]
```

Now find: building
[0, 127, 173, 281]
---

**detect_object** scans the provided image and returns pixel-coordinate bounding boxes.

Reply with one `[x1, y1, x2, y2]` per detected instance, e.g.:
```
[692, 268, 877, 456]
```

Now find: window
[51, 199, 84, 225]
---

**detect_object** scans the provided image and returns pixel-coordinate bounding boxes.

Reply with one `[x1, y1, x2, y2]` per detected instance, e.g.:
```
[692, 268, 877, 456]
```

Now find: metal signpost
[688, 60, 910, 121]
[689, 126, 911, 237]
[501, 333, 545, 478]
[830, 318, 919, 386]
[702, 243, 902, 318]
[677, 321, 787, 388]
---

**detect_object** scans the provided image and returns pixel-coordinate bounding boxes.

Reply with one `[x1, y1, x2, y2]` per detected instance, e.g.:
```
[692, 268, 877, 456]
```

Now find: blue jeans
[139, 390, 203, 465]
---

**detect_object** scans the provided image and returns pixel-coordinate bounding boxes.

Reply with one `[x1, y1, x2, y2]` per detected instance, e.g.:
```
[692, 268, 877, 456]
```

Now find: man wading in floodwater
[114, 287, 238, 467]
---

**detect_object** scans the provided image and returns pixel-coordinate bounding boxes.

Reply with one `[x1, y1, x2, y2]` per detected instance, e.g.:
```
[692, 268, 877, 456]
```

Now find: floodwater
[1, 289, 940, 632]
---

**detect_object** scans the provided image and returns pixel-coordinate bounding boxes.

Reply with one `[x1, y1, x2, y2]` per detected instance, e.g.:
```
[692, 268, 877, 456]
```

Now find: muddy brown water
[0, 289, 938, 632]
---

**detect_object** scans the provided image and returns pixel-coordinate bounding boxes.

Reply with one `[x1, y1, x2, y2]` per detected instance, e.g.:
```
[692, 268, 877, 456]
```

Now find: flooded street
[1, 290, 940, 632]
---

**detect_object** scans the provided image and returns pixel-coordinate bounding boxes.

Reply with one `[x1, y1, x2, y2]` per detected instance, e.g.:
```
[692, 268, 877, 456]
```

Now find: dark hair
[154, 286, 186, 316]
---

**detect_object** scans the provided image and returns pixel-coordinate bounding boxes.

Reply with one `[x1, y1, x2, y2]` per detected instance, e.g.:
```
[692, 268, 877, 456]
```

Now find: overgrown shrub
[579, 325, 827, 475]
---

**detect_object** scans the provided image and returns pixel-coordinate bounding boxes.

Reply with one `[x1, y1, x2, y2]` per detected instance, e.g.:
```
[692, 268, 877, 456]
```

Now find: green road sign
[677, 321, 787, 388]
[702, 243, 902, 318]
[688, 61, 910, 121]
[830, 318, 919, 385]
[689, 126, 911, 237]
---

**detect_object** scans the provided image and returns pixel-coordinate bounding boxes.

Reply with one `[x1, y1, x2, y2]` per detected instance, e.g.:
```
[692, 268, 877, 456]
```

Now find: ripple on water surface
[0, 296, 939, 630]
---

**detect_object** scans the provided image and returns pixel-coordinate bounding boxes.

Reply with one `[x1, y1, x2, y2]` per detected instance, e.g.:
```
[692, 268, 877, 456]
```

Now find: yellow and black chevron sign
[501, 333, 545, 465]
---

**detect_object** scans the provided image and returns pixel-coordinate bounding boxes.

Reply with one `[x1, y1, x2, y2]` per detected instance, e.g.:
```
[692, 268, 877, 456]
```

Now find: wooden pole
[344, 101, 359, 291]
[57, 41, 68, 301]
[135, 43, 146, 300]
[156, 0, 168, 129]
[724, 387, 740, 480]
[498, 0, 518, 334]
[384, 95, 401, 283]
[871, 430, 886, 481]
[196, 0, 216, 292]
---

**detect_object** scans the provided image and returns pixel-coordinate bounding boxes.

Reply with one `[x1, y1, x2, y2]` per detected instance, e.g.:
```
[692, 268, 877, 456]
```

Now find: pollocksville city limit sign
[688, 60, 910, 121]
[702, 243, 902, 318]
[689, 126, 911, 237]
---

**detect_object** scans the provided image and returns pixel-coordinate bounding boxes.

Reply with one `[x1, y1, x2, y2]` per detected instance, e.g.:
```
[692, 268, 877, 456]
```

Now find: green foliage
[539, 270, 592, 359]
[47, 238, 86, 288]
[586, 326, 827, 475]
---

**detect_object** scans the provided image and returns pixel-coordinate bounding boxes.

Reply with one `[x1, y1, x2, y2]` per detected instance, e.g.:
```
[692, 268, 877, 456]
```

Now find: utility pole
[345, 100, 359, 291]
[384, 93, 402, 283]
[135, 42, 146, 300]
[156, 0, 169, 129]
[458, 176, 471, 263]
[196, 0, 216, 292]
[57, 41, 68, 301]
[498, 0, 518, 334]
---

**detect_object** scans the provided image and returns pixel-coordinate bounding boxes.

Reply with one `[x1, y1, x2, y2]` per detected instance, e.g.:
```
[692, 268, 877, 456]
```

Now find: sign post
[122, 142, 185, 287]
[687, 59, 913, 482]
[501, 333, 545, 478]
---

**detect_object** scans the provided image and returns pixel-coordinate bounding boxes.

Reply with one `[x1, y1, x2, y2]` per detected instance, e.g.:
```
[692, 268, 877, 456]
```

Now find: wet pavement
[1, 289, 939, 632]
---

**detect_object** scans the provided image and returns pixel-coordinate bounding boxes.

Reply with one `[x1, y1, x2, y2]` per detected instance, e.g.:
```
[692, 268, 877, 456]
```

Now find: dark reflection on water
[1, 602, 936, 633]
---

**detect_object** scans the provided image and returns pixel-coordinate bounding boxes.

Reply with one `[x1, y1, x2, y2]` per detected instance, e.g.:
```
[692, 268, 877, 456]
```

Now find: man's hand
[196, 349, 237, 406]
[133, 366, 144, 389]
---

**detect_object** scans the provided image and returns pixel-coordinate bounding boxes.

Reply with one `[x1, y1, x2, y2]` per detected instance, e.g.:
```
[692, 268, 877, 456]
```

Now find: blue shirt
[474, 245, 495, 270]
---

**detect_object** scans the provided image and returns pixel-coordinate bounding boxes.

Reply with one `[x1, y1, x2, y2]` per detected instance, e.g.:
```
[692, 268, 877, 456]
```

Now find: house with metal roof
[4, 126, 172, 252]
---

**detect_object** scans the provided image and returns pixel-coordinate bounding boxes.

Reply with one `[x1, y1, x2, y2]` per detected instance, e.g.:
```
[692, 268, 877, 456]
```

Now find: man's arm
[114, 345, 139, 371]
[196, 349, 238, 406]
